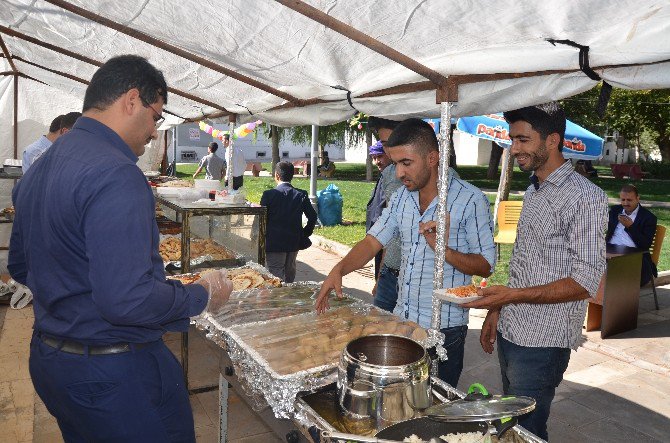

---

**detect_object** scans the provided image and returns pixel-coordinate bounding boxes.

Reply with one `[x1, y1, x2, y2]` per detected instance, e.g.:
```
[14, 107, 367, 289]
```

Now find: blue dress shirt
[9, 117, 208, 345]
[368, 174, 496, 329]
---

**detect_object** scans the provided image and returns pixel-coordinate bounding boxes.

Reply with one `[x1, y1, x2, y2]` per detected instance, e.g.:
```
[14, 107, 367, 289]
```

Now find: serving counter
[193, 284, 545, 443]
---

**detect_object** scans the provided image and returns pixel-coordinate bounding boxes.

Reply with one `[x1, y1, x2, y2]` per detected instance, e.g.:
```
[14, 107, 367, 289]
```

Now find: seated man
[317, 151, 335, 177]
[606, 184, 658, 286]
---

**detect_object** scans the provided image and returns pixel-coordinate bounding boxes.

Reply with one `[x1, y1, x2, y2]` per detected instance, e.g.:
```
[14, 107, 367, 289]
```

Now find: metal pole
[171, 127, 177, 176]
[309, 125, 319, 212]
[429, 102, 453, 345]
[226, 117, 236, 190]
[13, 74, 18, 159]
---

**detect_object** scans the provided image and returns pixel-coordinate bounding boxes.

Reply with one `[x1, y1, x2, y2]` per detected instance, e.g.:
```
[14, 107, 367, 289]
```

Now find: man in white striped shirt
[465, 103, 607, 440]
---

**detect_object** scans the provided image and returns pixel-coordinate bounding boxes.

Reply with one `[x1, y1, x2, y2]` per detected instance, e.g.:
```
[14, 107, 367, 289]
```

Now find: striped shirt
[369, 172, 496, 329]
[498, 161, 608, 349]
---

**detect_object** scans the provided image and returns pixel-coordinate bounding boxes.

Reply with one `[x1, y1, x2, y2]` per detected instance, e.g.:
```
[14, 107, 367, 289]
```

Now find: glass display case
[155, 196, 267, 272]
[156, 195, 268, 392]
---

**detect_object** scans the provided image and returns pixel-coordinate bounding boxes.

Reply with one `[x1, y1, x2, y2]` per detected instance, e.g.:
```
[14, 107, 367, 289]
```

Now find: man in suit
[261, 161, 318, 282]
[606, 184, 658, 286]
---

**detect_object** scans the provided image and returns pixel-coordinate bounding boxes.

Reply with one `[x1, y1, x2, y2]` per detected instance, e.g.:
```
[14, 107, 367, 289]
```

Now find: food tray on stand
[201, 300, 428, 419]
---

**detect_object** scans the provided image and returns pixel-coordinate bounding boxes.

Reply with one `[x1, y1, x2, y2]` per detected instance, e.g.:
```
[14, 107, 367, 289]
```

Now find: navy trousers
[30, 334, 196, 443]
[437, 325, 468, 389]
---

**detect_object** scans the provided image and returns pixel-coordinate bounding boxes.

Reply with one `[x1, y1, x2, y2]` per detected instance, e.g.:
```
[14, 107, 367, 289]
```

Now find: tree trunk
[270, 125, 280, 172]
[501, 152, 514, 201]
[658, 135, 670, 162]
[487, 142, 504, 179]
[365, 125, 373, 182]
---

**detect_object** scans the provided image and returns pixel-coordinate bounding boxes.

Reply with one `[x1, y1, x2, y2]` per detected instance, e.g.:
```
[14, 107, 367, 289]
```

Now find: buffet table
[192, 283, 544, 443]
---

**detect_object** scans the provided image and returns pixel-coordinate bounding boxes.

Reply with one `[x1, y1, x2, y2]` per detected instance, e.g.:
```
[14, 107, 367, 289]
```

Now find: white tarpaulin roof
[1, 0, 670, 137]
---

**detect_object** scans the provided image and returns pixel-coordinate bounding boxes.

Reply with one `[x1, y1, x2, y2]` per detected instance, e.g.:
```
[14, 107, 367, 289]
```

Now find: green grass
[176, 163, 670, 283]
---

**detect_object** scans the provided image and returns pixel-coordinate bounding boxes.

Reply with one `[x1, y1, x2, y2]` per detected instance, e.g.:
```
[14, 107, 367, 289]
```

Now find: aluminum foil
[205, 302, 428, 418]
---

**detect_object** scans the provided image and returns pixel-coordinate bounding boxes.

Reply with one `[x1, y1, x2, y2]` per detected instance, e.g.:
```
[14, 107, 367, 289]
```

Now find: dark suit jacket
[261, 183, 318, 253]
[606, 204, 658, 285]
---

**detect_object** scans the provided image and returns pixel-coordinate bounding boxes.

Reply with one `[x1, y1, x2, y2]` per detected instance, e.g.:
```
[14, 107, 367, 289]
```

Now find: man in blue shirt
[9, 55, 232, 442]
[21, 112, 81, 174]
[316, 118, 495, 388]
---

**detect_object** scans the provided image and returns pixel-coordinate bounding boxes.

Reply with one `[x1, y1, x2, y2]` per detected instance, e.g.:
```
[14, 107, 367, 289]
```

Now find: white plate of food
[433, 285, 482, 304]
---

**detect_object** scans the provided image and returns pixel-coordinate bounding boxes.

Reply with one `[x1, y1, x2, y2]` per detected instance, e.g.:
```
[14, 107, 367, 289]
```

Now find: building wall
[168, 123, 345, 163]
[596, 141, 629, 165]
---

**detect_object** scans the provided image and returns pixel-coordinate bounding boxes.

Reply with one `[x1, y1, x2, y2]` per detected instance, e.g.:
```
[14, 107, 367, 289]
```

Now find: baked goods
[167, 267, 282, 291]
[168, 273, 202, 285]
[158, 237, 236, 262]
[156, 179, 193, 188]
[227, 267, 281, 290]
[231, 306, 428, 376]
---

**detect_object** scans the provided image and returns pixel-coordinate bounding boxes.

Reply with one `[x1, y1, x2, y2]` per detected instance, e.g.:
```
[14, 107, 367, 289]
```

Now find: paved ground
[1, 242, 669, 442]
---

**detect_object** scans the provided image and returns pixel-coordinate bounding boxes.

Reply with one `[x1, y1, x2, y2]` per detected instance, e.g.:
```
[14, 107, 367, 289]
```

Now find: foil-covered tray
[202, 302, 428, 418]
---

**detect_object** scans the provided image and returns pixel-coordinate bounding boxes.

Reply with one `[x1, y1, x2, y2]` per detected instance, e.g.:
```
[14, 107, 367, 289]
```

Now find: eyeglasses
[144, 103, 165, 127]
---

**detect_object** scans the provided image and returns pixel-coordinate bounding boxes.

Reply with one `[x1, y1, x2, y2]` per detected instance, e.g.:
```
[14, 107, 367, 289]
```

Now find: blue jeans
[437, 325, 468, 388]
[30, 334, 196, 443]
[497, 332, 571, 441]
[373, 265, 399, 312]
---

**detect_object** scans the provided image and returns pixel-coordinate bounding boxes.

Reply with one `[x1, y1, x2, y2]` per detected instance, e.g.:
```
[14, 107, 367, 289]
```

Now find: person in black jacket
[261, 161, 318, 282]
[606, 184, 658, 285]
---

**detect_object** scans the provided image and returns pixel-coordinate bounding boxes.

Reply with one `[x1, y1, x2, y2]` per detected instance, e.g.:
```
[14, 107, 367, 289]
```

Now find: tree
[562, 86, 670, 161]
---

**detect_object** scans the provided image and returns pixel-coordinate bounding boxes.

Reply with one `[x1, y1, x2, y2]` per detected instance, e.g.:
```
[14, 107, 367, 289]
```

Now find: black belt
[39, 334, 153, 355]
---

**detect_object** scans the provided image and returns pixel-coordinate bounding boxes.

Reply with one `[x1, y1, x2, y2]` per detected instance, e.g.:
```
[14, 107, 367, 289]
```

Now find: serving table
[156, 196, 267, 391]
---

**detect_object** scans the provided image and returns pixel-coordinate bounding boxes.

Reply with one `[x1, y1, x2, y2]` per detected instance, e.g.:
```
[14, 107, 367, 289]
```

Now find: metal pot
[338, 334, 431, 423]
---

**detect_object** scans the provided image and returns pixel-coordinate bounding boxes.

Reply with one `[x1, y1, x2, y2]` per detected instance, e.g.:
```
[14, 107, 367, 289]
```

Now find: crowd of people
[9, 53, 659, 442]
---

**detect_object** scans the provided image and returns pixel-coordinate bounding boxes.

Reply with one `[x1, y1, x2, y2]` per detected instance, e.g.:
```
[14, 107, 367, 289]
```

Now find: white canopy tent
[1, 0, 669, 333]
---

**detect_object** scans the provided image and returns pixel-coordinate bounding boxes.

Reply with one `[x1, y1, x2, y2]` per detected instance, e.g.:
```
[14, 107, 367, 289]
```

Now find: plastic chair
[494, 201, 523, 259]
[650, 224, 666, 310]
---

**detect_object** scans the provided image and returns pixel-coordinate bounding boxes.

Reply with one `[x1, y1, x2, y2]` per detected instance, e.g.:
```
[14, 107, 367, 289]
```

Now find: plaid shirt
[499, 161, 608, 349]
[369, 173, 496, 329]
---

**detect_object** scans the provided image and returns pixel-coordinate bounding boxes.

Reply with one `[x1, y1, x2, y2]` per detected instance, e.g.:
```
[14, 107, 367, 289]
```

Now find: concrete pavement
[1, 241, 669, 442]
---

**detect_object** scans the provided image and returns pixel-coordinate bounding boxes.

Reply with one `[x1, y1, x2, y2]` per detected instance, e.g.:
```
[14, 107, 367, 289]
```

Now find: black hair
[208, 142, 218, 153]
[275, 161, 294, 182]
[385, 118, 438, 155]
[48, 115, 64, 133]
[621, 184, 639, 196]
[60, 112, 82, 130]
[368, 116, 401, 132]
[503, 102, 566, 151]
[223, 133, 230, 140]
[82, 55, 168, 112]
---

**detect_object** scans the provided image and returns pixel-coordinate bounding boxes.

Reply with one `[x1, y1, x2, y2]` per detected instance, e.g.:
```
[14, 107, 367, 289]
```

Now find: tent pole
[13, 74, 18, 159]
[309, 125, 319, 216]
[226, 116, 236, 191]
[429, 102, 453, 349]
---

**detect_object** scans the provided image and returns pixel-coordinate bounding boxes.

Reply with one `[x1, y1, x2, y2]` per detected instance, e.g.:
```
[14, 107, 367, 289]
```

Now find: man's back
[22, 136, 52, 174]
[201, 152, 225, 180]
[261, 183, 316, 252]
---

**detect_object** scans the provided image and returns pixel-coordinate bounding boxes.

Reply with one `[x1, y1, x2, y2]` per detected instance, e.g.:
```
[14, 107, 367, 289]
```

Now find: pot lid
[426, 383, 535, 422]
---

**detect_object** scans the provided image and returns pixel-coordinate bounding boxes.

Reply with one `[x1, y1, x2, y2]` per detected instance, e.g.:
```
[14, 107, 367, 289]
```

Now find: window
[181, 150, 197, 161]
[304, 152, 311, 158]
[282, 151, 289, 158]
[256, 151, 267, 158]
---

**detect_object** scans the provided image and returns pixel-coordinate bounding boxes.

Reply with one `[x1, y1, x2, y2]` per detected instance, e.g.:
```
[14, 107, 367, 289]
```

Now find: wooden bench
[245, 162, 264, 177]
[292, 160, 311, 176]
[610, 163, 649, 180]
